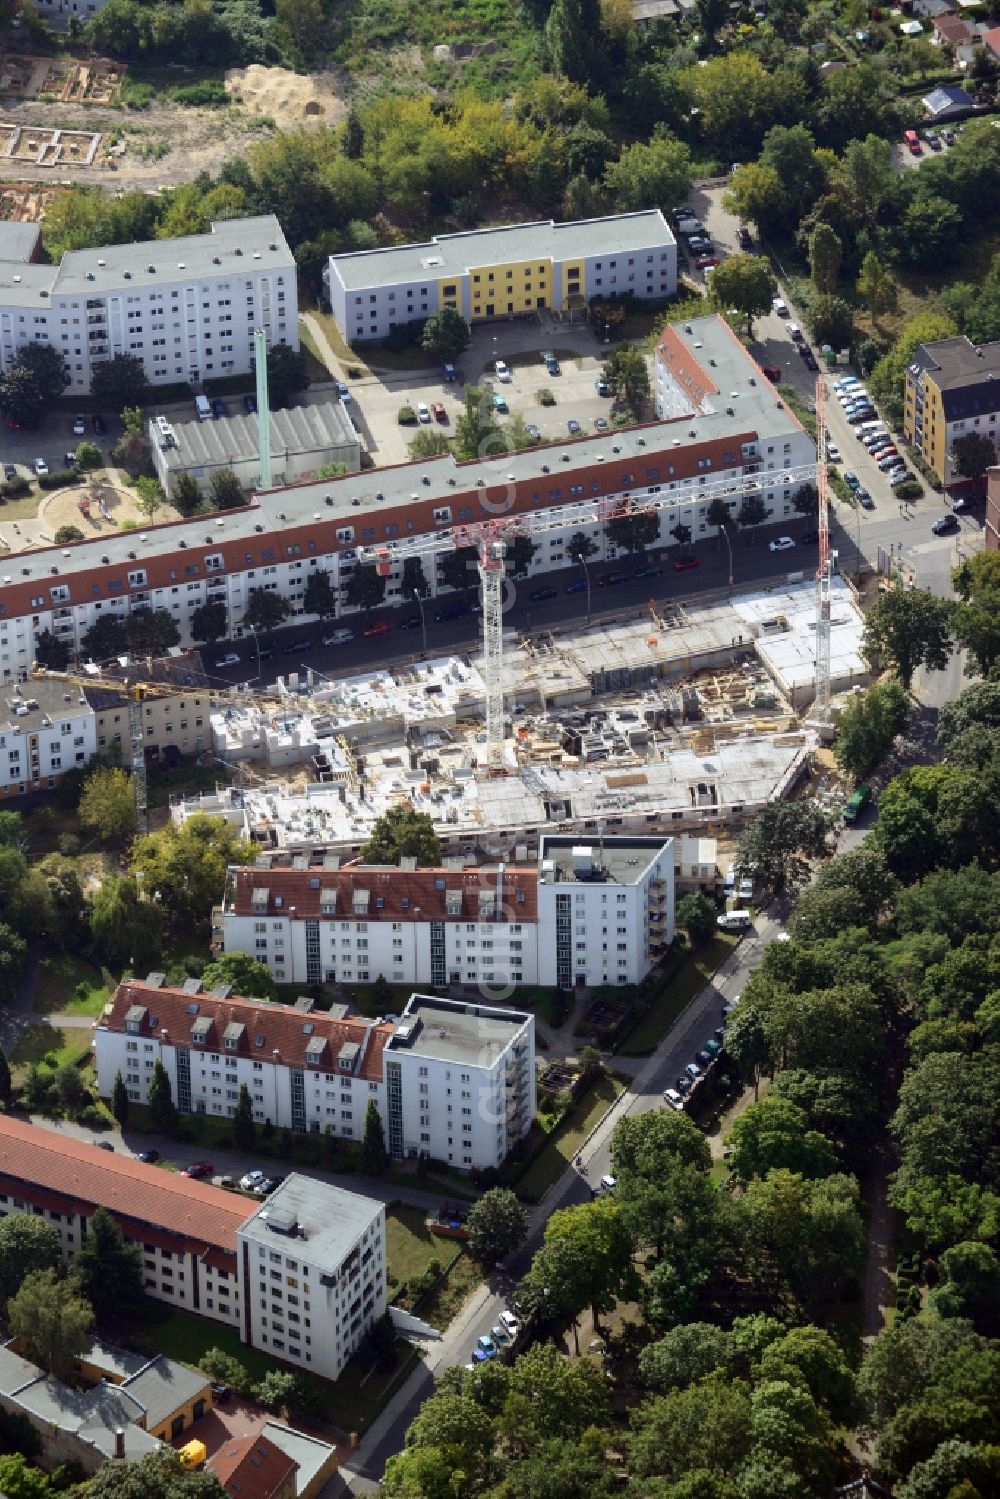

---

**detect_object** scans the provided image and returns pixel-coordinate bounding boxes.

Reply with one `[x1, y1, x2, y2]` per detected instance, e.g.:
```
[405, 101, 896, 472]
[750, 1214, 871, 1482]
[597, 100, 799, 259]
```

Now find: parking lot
[1, 407, 124, 481]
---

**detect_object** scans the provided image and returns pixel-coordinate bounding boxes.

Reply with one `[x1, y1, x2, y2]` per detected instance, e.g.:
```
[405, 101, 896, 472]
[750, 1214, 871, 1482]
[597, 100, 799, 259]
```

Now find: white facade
[0, 217, 296, 397]
[0, 679, 97, 797]
[382, 994, 535, 1170]
[237, 1176, 386, 1381]
[93, 977, 537, 1173]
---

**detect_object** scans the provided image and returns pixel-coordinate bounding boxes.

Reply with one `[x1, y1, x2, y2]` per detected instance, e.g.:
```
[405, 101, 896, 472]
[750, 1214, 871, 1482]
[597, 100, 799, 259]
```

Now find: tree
[33, 629, 70, 670]
[606, 510, 659, 555]
[737, 798, 830, 892]
[506, 535, 538, 578]
[676, 892, 717, 947]
[85, 1447, 229, 1499]
[54, 525, 85, 545]
[345, 563, 387, 614]
[89, 874, 162, 972]
[241, 588, 290, 635]
[930, 1242, 1000, 1332]
[708, 255, 774, 337]
[808, 223, 842, 296]
[728, 1096, 839, 1182]
[951, 431, 996, 482]
[147, 1059, 179, 1134]
[8, 1268, 91, 1379]
[603, 134, 692, 213]
[567, 530, 599, 562]
[808, 294, 854, 350]
[0, 1214, 61, 1306]
[71, 1205, 144, 1324]
[737, 494, 768, 537]
[265, 343, 309, 409]
[402, 556, 429, 599]
[0, 343, 70, 424]
[233, 1083, 256, 1151]
[465, 1188, 527, 1264]
[724, 163, 788, 236]
[254, 1367, 298, 1413]
[201, 951, 277, 1000]
[736, 1170, 865, 1305]
[55, 1061, 87, 1114]
[609, 1110, 720, 1282]
[129, 607, 181, 655]
[361, 1099, 388, 1173]
[361, 806, 441, 866]
[790, 484, 816, 518]
[601, 343, 650, 413]
[78, 766, 136, 843]
[343, 106, 364, 158]
[695, 0, 727, 43]
[191, 601, 228, 646]
[834, 679, 909, 780]
[172, 472, 203, 518]
[856, 250, 899, 322]
[862, 589, 953, 690]
[421, 307, 471, 361]
[626, 1371, 752, 1485]
[0, 923, 26, 1009]
[303, 569, 337, 621]
[74, 440, 103, 472]
[131, 814, 252, 929]
[938, 679, 1000, 768]
[951, 552, 1000, 678]
[408, 428, 450, 459]
[523, 1198, 634, 1337]
[439, 544, 479, 596]
[276, 0, 324, 56]
[112, 1069, 129, 1127]
[90, 353, 150, 412]
[455, 387, 504, 462]
[208, 468, 245, 511]
[839, 134, 894, 220]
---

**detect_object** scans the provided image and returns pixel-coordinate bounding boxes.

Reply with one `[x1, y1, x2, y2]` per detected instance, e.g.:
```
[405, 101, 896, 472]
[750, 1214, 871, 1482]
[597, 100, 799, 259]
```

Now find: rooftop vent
[86, 271, 94, 281]
[147, 265, 155, 273]
[98, 257, 106, 267]
[235, 248, 243, 256]
[213, 256, 221, 265]
[124, 271, 131, 279]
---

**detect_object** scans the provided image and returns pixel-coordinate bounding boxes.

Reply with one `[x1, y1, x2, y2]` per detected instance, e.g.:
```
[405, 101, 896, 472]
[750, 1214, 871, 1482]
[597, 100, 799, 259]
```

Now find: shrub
[895, 480, 923, 501]
[171, 81, 229, 106]
[537, 389, 556, 407]
[120, 81, 153, 109]
[1, 477, 30, 498]
[398, 406, 417, 425]
[38, 470, 80, 491]
[75, 1104, 107, 1128]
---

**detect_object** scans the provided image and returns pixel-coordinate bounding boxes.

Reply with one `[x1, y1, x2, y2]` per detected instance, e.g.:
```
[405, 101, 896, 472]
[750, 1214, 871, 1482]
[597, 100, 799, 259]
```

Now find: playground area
[39, 478, 181, 540]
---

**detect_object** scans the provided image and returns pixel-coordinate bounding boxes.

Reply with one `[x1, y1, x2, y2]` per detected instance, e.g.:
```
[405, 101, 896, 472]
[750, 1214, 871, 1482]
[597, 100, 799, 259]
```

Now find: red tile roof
[227, 863, 539, 923]
[103, 980, 395, 1083]
[983, 24, 1000, 55]
[655, 323, 722, 409]
[208, 1435, 298, 1499]
[0, 1116, 247, 1254]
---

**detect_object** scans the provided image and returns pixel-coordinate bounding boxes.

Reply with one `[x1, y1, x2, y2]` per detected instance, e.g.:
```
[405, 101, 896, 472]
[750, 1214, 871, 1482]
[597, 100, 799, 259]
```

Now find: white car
[769, 536, 795, 552]
[239, 1170, 265, 1190]
[499, 1309, 520, 1335]
[663, 1087, 685, 1111]
[494, 359, 511, 382]
[738, 877, 754, 900]
[33, 458, 48, 476]
[889, 469, 912, 487]
[773, 296, 789, 316]
[785, 321, 803, 341]
[684, 1062, 703, 1081]
[826, 444, 842, 464]
[592, 1173, 617, 1198]
[213, 652, 240, 668]
[72, 415, 86, 436]
[416, 402, 431, 423]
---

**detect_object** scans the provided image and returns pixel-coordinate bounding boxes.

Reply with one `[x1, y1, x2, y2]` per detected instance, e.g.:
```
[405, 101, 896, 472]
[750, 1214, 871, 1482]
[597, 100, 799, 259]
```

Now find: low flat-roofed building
[237, 1176, 386, 1382]
[150, 401, 361, 499]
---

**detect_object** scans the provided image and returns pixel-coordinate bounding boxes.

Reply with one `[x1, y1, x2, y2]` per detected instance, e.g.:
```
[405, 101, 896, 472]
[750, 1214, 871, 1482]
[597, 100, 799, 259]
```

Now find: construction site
[0, 121, 102, 169]
[0, 55, 124, 105]
[167, 574, 866, 858]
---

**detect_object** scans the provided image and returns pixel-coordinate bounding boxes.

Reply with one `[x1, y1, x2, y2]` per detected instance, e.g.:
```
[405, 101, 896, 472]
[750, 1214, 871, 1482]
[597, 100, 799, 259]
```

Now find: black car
[136, 1149, 160, 1164]
[211, 398, 228, 420]
[931, 515, 959, 535]
[802, 528, 819, 543]
[244, 393, 258, 415]
[434, 602, 468, 623]
[211, 1383, 231, 1402]
[398, 615, 422, 630]
[737, 227, 753, 250]
[95, 1140, 114, 1152]
[675, 1075, 693, 1095]
[529, 586, 558, 602]
[633, 565, 663, 580]
[803, 351, 819, 372]
[92, 413, 107, 436]
[3, 463, 15, 480]
[596, 572, 629, 587]
[282, 638, 312, 654]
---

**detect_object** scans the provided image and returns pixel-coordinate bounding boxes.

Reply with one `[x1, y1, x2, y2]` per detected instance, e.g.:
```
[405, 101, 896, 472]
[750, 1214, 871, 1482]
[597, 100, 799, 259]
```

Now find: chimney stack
[115, 1429, 125, 1459]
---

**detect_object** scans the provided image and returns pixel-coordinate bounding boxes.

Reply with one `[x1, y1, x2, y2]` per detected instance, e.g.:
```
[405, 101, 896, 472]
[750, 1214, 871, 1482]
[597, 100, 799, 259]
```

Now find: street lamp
[575, 552, 592, 626]
[719, 524, 734, 591]
[246, 622, 262, 682]
[412, 588, 427, 657]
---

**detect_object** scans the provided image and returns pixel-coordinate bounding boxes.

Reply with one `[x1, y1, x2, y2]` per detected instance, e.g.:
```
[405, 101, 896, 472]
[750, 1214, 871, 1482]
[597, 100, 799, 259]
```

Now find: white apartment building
[93, 977, 535, 1173]
[237, 1175, 386, 1380]
[0, 315, 812, 681]
[326, 210, 677, 343]
[536, 836, 675, 989]
[0, 217, 296, 396]
[218, 836, 675, 991]
[0, 677, 97, 798]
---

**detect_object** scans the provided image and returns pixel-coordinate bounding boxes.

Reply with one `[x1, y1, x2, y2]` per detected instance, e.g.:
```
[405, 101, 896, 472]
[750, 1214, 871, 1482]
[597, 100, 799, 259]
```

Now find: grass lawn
[11, 1022, 94, 1078]
[299, 309, 365, 372]
[620, 935, 735, 1057]
[385, 1202, 442, 1285]
[0, 490, 43, 521]
[134, 1309, 275, 1384]
[416, 1252, 482, 1332]
[34, 953, 110, 1017]
[513, 1071, 627, 1203]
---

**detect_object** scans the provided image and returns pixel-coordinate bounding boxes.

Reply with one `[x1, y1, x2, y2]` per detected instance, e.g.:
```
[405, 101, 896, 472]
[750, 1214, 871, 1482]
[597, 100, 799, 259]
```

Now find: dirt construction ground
[224, 64, 348, 125]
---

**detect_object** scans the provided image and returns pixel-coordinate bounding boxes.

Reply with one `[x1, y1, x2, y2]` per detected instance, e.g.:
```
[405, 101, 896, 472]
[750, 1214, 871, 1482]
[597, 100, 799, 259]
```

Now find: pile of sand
[224, 64, 347, 125]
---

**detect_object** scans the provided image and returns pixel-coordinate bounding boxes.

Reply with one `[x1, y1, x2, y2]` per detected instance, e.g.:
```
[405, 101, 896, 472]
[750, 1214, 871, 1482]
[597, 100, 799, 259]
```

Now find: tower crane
[813, 378, 833, 725]
[358, 454, 819, 770]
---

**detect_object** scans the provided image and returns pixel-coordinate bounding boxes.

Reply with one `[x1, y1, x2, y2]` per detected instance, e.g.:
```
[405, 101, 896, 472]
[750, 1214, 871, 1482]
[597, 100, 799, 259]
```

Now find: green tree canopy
[78, 766, 136, 843]
[0, 343, 70, 424]
[8, 1268, 92, 1380]
[708, 255, 775, 336]
[201, 951, 277, 999]
[361, 806, 441, 866]
[130, 814, 253, 929]
[90, 352, 151, 412]
[265, 343, 310, 409]
[0, 1213, 61, 1307]
[71, 1205, 144, 1324]
[465, 1187, 527, 1265]
[421, 306, 471, 360]
[833, 679, 909, 781]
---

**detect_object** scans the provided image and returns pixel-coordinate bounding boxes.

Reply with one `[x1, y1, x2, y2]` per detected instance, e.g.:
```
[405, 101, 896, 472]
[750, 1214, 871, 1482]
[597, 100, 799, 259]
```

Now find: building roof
[54, 217, 292, 298]
[328, 210, 674, 292]
[933, 13, 976, 40]
[153, 401, 358, 479]
[226, 863, 539, 923]
[237, 1174, 383, 1267]
[0, 1344, 45, 1397]
[654, 315, 805, 438]
[101, 979, 393, 1082]
[0, 677, 91, 735]
[537, 834, 669, 886]
[0, 222, 42, 264]
[0, 1116, 248, 1254]
[388, 993, 530, 1066]
[78, 1337, 150, 1383]
[122, 1356, 210, 1431]
[209, 1433, 299, 1499]
[258, 1422, 337, 1498]
[909, 335, 1000, 418]
[982, 23, 1000, 54]
[922, 83, 976, 115]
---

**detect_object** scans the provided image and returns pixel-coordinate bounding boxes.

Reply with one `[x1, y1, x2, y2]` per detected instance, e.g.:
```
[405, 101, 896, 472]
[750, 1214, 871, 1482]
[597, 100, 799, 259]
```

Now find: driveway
[170, 1393, 267, 1462]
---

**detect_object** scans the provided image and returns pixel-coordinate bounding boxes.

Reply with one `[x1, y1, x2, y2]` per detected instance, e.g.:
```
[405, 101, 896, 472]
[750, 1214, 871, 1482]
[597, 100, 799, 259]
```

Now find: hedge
[38, 470, 81, 491]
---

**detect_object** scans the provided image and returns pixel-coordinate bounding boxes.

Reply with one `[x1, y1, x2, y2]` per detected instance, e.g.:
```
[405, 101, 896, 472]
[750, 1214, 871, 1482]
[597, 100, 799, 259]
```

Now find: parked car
[802, 350, 819, 371]
[769, 536, 795, 552]
[244, 393, 257, 414]
[737, 226, 753, 249]
[240, 1170, 266, 1190]
[695, 1049, 713, 1067]
[211, 1383, 231, 1402]
[136, 1150, 160, 1163]
[416, 402, 431, 423]
[492, 393, 509, 413]
[826, 444, 842, 464]
[72, 414, 86, 436]
[761, 365, 781, 382]
[92, 413, 107, 436]
[696, 254, 721, 270]
[432, 402, 447, 423]
[942, 127, 955, 145]
[773, 296, 789, 316]
[213, 652, 240, 668]
[684, 1062, 703, 1081]
[472, 1345, 496, 1363]
[676, 1074, 693, 1094]
[182, 1161, 214, 1178]
[282, 639, 311, 654]
[932, 514, 959, 535]
[64, 451, 78, 468]
[786, 322, 803, 342]
[542, 353, 560, 375]
[888, 469, 913, 488]
[738, 876, 754, 899]
[499, 1310, 520, 1337]
[494, 359, 511, 382]
[633, 564, 662, 580]
[858, 488, 875, 509]
[596, 571, 629, 587]
[255, 1177, 281, 1196]
[526, 424, 541, 441]
[95, 1140, 114, 1151]
[878, 452, 902, 470]
[363, 619, 390, 637]
[591, 1173, 617, 1199]
[322, 628, 353, 646]
[844, 472, 860, 491]
[336, 381, 351, 401]
[529, 586, 558, 602]
[567, 418, 581, 435]
[663, 1087, 685, 1111]
[925, 129, 942, 151]
[565, 577, 588, 593]
[33, 458, 48, 476]
[442, 363, 457, 382]
[491, 1324, 510, 1346]
[3, 463, 16, 480]
[672, 556, 700, 572]
[594, 377, 611, 396]
[594, 416, 609, 431]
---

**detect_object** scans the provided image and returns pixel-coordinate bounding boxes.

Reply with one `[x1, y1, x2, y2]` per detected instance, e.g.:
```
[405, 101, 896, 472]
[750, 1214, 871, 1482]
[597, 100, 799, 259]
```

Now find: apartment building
[903, 335, 1000, 488]
[0, 317, 812, 680]
[93, 978, 536, 1172]
[238, 1176, 385, 1379]
[325, 211, 677, 343]
[0, 217, 296, 396]
[0, 677, 96, 797]
[218, 836, 674, 991]
[0, 1116, 386, 1383]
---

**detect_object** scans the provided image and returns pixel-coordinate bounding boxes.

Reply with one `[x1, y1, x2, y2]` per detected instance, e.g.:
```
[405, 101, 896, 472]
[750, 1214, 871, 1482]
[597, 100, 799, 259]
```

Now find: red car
[696, 255, 721, 270]
[432, 402, 448, 423]
[363, 619, 390, 638]
[761, 366, 781, 383]
[182, 1161, 214, 1179]
[672, 556, 700, 572]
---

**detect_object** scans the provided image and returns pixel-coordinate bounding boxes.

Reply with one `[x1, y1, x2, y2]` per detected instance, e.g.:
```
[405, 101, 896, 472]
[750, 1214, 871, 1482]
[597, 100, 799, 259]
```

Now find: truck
[843, 784, 872, 824]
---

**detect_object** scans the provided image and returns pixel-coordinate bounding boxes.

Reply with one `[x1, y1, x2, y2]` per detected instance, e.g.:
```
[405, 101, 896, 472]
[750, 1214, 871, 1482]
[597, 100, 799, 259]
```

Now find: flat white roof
[238, 1173, 382, 1266]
